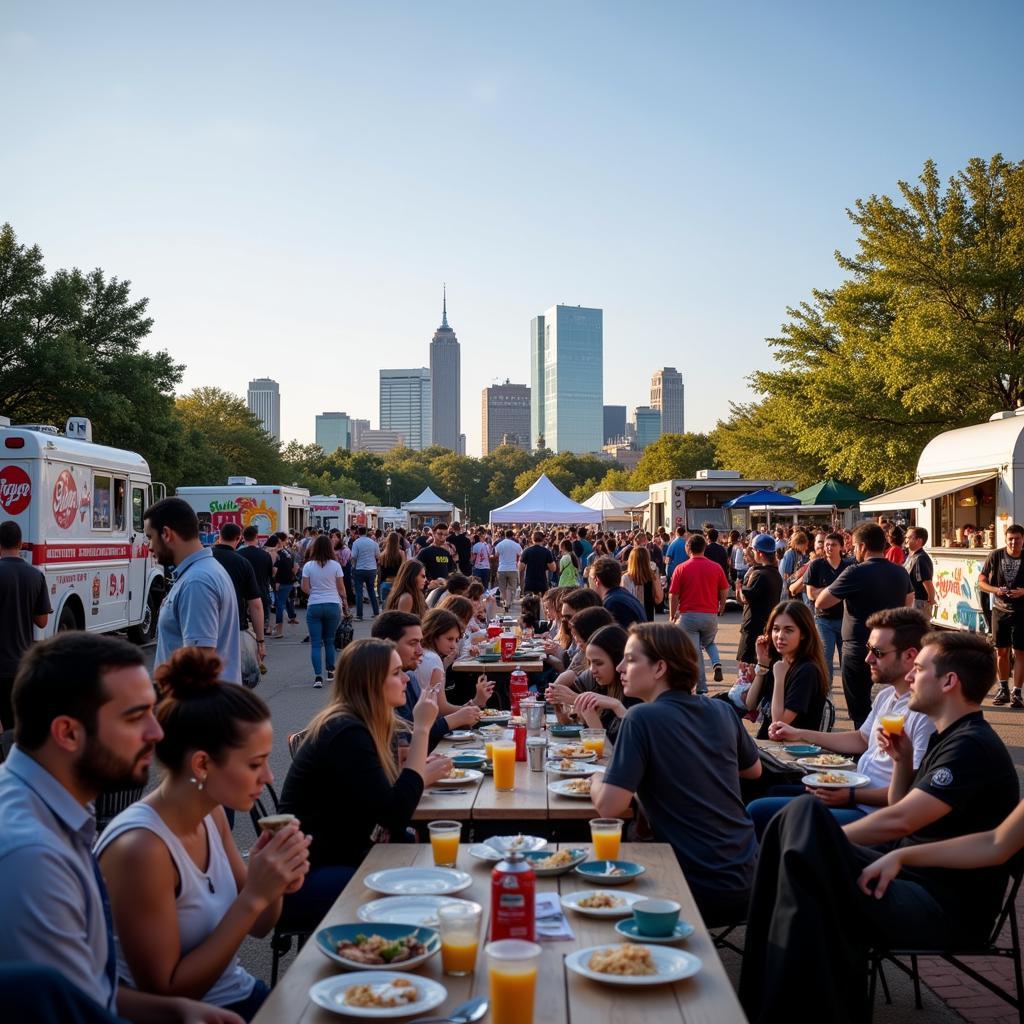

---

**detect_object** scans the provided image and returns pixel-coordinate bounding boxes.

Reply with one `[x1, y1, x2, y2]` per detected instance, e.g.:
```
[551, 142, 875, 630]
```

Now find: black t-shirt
[274, 549, 296, 585]
[521, 545, 554, 591]
[755, 660, 826, 739]
[237, 544, 273, 593]
[705, 542, 729, 579]
[211, 544, 261, 630]
[804, 556, 855, 620]
[900, 711, 1019, 935]
[828, 557, 913, 644]
[419, 545, 454, 581]
[904, 549, 935, 602]
[603, 587, 647, 629]
[981, 548, 1024, 614]
[739, 565, 783, 641]
[0, 557, 52, 677]
[450, 533, 472, 575]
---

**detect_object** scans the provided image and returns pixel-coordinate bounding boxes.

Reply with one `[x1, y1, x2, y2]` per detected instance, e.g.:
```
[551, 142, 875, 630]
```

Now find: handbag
[334, 615, 354, 651]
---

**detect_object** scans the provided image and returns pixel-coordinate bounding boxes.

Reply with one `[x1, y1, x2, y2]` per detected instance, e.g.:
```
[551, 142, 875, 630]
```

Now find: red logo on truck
[53, 470, 79, 529]
[0, 466, 32, 515]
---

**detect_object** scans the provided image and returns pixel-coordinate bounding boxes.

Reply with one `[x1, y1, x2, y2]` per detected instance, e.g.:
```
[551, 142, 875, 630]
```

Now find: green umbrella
[790, 478, 866, 509]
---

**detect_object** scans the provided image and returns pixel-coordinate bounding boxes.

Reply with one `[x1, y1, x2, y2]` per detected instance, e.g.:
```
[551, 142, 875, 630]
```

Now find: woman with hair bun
[95, 648, 310, 1021]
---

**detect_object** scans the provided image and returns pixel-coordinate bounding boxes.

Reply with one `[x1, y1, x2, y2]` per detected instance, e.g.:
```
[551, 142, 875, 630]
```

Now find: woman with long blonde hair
[384, 558, 428, 617]
[279, 639, 450, 926]
[624, 544, 663, 621]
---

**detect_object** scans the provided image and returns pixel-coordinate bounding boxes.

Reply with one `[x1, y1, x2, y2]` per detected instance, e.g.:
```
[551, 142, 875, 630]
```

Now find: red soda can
[490, 852, 536, 941]
[509, 668, 529, 715]
[513, 723, 527, 761]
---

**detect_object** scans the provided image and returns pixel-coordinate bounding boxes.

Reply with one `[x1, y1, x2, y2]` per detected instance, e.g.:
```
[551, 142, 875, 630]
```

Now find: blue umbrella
[722, 488, 801, 508]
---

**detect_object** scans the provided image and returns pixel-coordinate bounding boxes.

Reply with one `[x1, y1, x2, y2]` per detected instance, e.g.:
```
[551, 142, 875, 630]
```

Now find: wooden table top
[451, 656, 545, 673]
[251, 842, 747, 1024]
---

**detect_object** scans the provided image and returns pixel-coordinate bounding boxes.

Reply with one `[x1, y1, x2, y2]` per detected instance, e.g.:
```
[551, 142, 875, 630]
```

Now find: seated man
[739, 630, 1019, 1024]
[0, 632, 242, 1024]
[747, 607, 934, 836]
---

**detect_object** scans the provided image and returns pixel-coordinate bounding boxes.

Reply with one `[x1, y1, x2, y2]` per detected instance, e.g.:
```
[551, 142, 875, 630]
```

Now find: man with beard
[145, 498, 240, 683]
[0, 632, 242, 1024]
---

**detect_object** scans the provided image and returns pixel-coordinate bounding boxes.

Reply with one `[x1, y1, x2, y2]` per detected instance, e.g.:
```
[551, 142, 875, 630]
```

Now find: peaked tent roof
[490, 474, 597, 524]
[790, 478, 867, 509]
[723, 488, 800, 508]
[401, 486, 455, 512]
[582, 490, 650, 522]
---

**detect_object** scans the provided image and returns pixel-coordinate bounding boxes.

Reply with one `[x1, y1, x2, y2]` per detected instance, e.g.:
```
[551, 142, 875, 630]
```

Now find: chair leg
[271, 945, 281, 987]
[878, 961, 892, 1005]
[910, 954, 922, 1010]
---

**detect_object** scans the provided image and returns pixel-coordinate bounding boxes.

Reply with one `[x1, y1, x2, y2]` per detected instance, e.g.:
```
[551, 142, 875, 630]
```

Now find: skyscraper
[380, 368, 432, 451]
[530, 304, 603, 454]
[633, 406, 662, 449]
[430, 287, 461, 451]
[315, 412, 350, 454]
[482, 380, 531, 455]
[247, 378, 280, 441]
[349, 419, 370, 449]
[650, 367, 684, 435]
[603, 405, 627, 444]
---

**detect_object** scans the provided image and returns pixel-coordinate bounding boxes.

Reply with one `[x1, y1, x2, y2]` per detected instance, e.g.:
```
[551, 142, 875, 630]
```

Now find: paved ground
[138, 606, 1024, 1022]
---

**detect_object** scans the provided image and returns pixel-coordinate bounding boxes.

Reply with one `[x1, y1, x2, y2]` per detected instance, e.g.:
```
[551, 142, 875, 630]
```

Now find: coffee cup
[632, 898, 681, 937]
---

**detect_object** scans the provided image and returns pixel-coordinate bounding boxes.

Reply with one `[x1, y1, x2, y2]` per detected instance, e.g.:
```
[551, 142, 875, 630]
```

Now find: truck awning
[859, 472, 996, 512]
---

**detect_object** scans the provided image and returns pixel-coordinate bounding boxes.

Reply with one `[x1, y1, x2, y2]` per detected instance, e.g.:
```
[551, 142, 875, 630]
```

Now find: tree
[629, 433, 718, 487]
[0, 223, 184, 483]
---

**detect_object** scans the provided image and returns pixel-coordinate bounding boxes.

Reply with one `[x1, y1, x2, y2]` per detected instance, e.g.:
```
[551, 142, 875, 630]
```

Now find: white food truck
[644, 471, 797, 533]
[860, 411, 1024, 632]
[175, 479, 310, 545]
[310, 495, 368, 533]
[0, 416, 168, 640]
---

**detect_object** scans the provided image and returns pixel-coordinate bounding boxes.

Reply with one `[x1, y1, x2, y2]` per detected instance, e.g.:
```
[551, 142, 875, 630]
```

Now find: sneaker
[288, 618, 298, 625]
[313, 676, 323, 689]
[713, 663, 723, 682]
[993, 685, 1011, 706]
[1012, 690, 1024, 710]
[326, 669, 335, 681]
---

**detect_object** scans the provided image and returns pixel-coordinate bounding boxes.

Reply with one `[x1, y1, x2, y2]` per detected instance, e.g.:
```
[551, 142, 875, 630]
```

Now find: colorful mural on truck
[197, 497, 279, 546]
[932, 554, 986, 633]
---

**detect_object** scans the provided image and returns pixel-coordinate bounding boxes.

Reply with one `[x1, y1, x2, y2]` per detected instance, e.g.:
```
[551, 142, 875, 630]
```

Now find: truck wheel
[127, 588, 162, 645]
[57, 604, 80, 633]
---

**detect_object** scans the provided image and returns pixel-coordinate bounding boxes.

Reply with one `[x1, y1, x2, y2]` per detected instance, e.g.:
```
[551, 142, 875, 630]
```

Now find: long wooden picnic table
[251, 841, 747, 1024]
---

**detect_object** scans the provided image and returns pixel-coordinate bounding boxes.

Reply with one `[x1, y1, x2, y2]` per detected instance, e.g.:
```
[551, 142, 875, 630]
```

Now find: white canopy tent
[489, 474, 597, 525]
[582, 490, 649, 524]
[401, 486, 457, 524]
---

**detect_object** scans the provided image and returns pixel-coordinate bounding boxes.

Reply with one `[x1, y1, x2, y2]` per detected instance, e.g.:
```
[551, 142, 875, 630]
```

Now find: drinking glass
[589, 817, 623, 860]
[492, 739, 516, 792]
[439, 901, 482, 976]
[428, 820, 461, 867]
[581, 728, 606, 758]
[486, 939, 542, 1024]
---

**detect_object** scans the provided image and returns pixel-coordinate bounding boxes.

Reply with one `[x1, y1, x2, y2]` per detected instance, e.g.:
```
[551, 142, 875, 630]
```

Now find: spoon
[410, 995, 488, 1024]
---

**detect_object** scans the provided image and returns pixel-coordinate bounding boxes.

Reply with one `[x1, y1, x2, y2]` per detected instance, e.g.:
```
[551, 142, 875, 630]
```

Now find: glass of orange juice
[880, 713, 906, 735]
[486, 939, 542, 1024]
[581, 728, 606, 758]
[438, 901, 482, 976]
[492, 739, 516, 792]
[428, 820, 461, 867]
[590, 817, 623, 860]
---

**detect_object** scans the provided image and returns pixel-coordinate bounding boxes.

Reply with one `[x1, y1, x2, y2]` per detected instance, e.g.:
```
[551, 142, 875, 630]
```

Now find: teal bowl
[574, 860, 646, 885]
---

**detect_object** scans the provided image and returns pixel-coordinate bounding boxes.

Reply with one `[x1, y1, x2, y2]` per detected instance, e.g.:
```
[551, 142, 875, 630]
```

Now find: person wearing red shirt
[669, 534, 730, 693]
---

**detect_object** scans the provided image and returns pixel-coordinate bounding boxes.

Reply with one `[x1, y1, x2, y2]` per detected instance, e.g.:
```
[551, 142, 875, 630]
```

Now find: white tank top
[94, 802, 255, 1007]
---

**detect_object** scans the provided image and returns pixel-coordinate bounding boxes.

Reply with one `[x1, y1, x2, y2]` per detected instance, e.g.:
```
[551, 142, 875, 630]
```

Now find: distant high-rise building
[650, 367, 684, 434]
[354, 428, 404, 454]
[349, 419, 370, 449]
[482, 380, 531, 455]
[530, 304, 603, 453]
[315, 411, 350, 454]
[633, 406, 662, 450]
[458, 434, 466, 456]
[603, 405, 627, 444]
[247, 378, 280, 442]
[430, 287, 461, 451]
[380, 368, 432, 451]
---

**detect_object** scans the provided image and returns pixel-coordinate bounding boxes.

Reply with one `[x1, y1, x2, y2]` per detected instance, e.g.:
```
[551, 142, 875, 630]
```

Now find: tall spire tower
[429, 285, 461, 452]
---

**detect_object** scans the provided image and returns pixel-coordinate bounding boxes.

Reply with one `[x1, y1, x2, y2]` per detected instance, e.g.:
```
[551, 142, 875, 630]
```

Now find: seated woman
[519, 594, 542, 632]
[416, 608, 494, 712]
[465, 578, 497, 629]
[545, 606, 614, 721]
[437, 594, 486, 657]
[95, 648, 310, 1022]
[591, 623, 762, 926]
[279, 638, 450, 927]
[384, 558, 428, 617]
[569, 624, 637, 744]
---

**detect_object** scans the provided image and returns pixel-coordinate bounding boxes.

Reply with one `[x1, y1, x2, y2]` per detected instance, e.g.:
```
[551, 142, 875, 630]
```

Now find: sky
[4, 1, 1023, 458]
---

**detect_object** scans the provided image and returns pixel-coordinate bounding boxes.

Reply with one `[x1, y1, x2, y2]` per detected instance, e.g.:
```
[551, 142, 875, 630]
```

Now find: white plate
[545, 761, 603, 777]
[357, 895, 476, 927]
[547, 747, 597, 762]
[484, 834, 548, 856]
[796, 756, 857, 771]
[614, 918, 695, 944]
[560, 890, 645, 918]
[478, 711, 512, 723]
[432, 769, 483, 786]
[548, 779, 594, 800]
[445, 730, 477, 742]
[309, 972, 446, 1018]
[802, 771, 872, 790]
[565, 944, 702, 986]
[363, 867, 473, 896]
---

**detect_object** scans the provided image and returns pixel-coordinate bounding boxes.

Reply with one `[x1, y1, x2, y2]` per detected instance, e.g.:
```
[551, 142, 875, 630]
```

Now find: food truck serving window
[933, 477, 996, 549]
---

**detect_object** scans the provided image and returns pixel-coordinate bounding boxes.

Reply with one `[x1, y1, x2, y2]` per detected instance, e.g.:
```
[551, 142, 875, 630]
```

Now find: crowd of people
[1, 500, 1024, 1024]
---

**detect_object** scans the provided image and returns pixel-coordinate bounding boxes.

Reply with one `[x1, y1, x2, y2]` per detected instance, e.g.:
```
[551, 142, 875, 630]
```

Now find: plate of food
[309, 972, 447, 1018]
[574, 860, 646, 885]
[545, 758, 603, 777]
[781, 743, 822, 757]
[549, 724, 582, 738]
[797, 754, 857, 771]
[357, 896, 477, 928]
[549, 744, 597, 761]
[432, 767, 483, 786]
[315, 924, 440, 971]
[478, 709, 512, 722]
[485, 834, 548, 856]
[564, 944, 702, 986]
[363, 867, 473, 896]
[561, 889, 645, 917]
[802, 770, 872, 790]
[521, 848, 588, 876]
[444, 730, 478, 742]
[548, 777, 595, 799]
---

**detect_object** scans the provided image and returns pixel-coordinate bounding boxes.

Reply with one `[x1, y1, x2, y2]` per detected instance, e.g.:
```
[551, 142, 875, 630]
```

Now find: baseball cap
[751, 534, 777, 554]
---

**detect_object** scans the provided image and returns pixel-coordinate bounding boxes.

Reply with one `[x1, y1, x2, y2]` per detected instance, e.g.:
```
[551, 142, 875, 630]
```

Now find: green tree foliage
[628, 433, 718, 487]
[0, 223, 184, 483]
[514, 452, 611, 500]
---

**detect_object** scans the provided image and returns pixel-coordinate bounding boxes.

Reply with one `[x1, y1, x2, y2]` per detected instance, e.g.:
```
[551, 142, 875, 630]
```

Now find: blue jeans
[473, 568, 491, 588]
[223, 978, 270, 1022]
[275, 583, 295, 624]
[379, 581, 393, 605]
[283, 864, 357, 932]
[307, 603, 341, 677]
[679, 611, 721, 693]
[353, 568, 379, 617]
[746, 784, 867, 839]
[815, 616, 843, 683]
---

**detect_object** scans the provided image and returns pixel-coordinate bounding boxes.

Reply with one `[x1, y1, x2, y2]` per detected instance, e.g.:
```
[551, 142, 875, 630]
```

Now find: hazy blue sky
[4, 1, 1022, 458]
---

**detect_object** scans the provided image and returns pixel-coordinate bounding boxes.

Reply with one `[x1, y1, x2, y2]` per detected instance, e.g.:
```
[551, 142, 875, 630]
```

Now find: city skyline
[246, 378, 280, 442]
